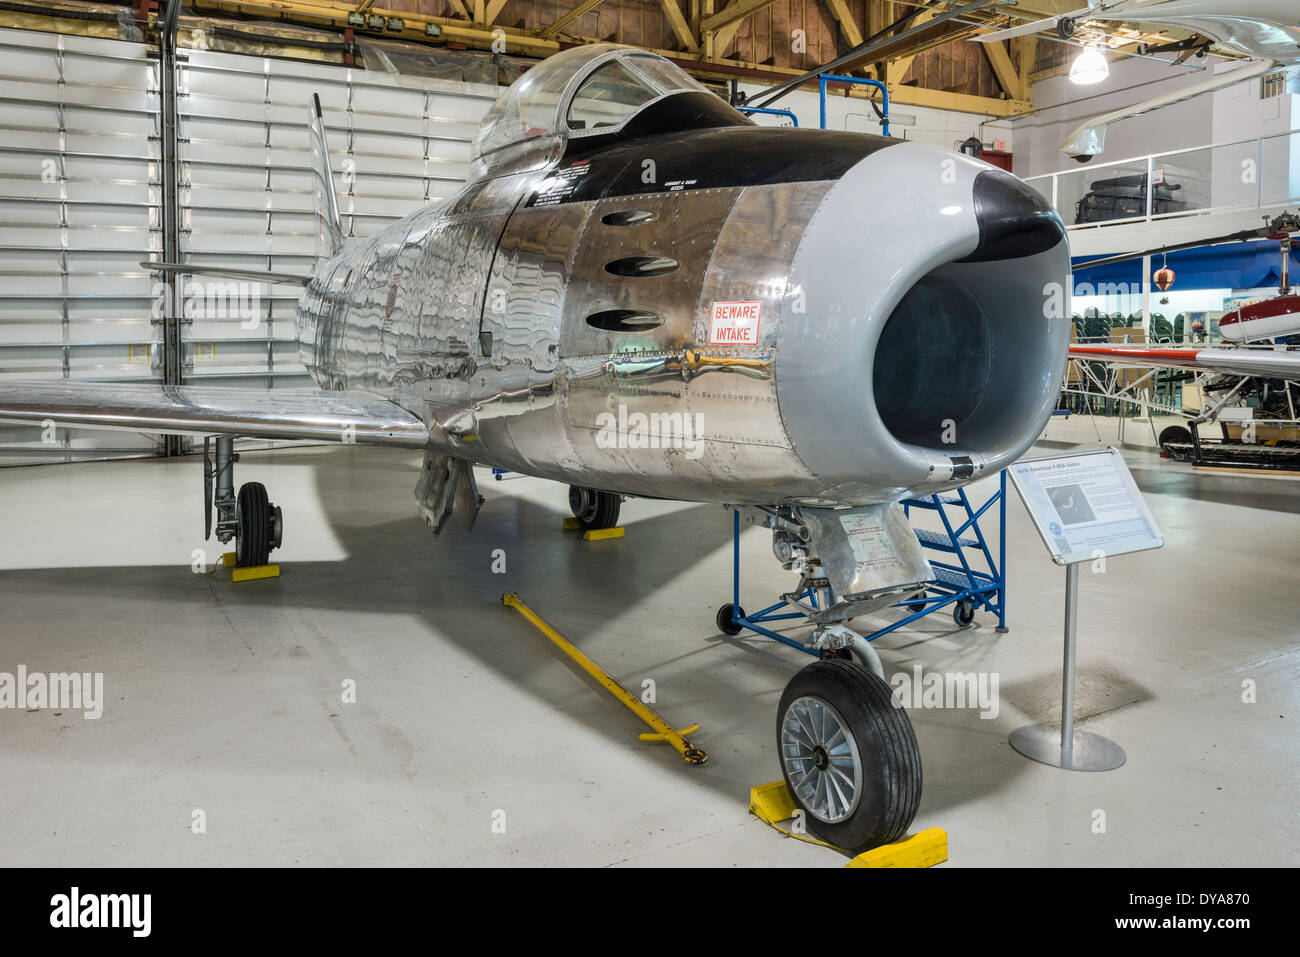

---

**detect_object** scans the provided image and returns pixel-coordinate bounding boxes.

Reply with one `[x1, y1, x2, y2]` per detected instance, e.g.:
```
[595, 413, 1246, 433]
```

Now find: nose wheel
[777, 659, 921, 852]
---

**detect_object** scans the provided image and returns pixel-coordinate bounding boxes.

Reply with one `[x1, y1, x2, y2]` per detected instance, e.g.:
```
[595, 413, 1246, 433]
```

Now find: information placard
[1008, 447, 1163, 566]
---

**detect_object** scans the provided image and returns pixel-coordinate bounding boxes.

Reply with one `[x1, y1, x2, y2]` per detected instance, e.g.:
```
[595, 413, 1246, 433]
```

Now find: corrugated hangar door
[0, 25, 500, 465]
[176, 48, 497, 401]
[0, 27, 162, 465]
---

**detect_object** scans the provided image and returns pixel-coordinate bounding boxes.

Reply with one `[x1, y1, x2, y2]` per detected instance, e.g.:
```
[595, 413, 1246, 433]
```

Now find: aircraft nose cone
[958, 168, 1066, 263]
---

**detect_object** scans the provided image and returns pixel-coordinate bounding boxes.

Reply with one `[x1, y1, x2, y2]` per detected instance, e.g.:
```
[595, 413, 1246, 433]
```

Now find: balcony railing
[1024, 127, 1300, 230]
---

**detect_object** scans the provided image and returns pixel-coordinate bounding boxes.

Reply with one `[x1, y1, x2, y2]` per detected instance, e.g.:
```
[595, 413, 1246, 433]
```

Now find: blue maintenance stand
[737, 72, 890, 134]
[722, 471, 1008, 655]
[736, 105, 799, 126]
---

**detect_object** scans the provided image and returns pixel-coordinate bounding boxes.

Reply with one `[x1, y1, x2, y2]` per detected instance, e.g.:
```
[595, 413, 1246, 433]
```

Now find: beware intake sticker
[708, 300, 762, 346]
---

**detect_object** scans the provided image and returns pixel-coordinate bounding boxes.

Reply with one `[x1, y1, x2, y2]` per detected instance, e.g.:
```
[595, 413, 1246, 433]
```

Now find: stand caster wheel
[716, 603, 744, 636]
[568, 485, 620, 530]
[953, 601, 975, 628]
[235, 482, 282, 568]
[777, 659, 921, 852]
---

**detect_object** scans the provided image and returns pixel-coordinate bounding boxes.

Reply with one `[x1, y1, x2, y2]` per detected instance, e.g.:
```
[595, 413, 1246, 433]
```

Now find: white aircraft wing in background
[1068, 344, 1300, 381]
[975, 0, 1300, 159]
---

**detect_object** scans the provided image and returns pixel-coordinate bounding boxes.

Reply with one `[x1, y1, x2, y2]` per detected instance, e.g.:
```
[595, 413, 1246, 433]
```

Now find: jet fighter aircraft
[0, 44, 1071, 850]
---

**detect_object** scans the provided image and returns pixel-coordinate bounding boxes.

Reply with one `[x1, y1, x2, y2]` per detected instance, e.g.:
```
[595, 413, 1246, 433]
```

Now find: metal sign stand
[1007, 447, 1163, 773]
[1008, 563, 1126, 771]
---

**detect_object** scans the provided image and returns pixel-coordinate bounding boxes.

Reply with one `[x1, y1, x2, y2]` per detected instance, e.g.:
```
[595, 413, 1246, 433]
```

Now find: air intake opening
[872, 251, 1063, 457]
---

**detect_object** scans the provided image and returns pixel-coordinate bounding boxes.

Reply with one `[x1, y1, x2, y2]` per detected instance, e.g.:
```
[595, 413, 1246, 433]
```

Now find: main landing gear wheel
[235, 482, 282, 568]
[778, 659, 921, 852]
[715, 603, 745, 635]
[568, 485, 621, 530]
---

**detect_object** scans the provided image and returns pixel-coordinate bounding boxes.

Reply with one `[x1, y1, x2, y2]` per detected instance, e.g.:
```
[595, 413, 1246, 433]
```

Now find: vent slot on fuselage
[601, 210, 658, 227]
[604, 256, 679, 277]
[586, 309, 664, 332]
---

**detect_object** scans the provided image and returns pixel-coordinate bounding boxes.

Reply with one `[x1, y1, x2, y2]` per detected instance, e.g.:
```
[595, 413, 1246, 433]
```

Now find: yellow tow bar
[502, 593, 707, 765]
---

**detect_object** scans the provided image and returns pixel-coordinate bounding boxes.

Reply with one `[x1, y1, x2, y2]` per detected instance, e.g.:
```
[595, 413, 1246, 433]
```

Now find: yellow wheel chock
[221, 552, 280, 582]
[749, 780, 947, 867]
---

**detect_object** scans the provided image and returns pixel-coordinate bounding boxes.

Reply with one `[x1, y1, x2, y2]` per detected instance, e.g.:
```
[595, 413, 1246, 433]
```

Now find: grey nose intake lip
[774, 142, 1071, 506]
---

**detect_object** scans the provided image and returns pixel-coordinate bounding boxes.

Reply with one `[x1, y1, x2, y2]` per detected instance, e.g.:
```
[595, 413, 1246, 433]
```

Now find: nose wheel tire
[235, 482, 281, 568]
[568, 485, 621, 530]
[777, 659, 921, 852]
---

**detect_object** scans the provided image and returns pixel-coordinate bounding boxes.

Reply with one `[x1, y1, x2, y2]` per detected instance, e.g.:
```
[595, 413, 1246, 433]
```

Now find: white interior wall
[1016, 51, 1295, 195]
[1016, 53, 1218, 180]
[0, 25, 498, 464]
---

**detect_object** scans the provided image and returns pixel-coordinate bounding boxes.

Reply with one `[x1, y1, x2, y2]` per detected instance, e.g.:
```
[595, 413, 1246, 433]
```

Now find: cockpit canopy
[470, 44, 716, 180]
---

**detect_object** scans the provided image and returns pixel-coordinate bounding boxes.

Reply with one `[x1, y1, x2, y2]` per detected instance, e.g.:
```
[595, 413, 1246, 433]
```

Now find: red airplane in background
[1069, 212, 1300, 381]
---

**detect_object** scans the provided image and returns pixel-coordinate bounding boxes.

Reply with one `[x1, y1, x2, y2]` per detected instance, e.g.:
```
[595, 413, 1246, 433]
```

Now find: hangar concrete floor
[0, 415, 1296, 867]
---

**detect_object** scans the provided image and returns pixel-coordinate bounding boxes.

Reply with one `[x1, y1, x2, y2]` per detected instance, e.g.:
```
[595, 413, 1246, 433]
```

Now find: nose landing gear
[205, 436, 283, 568]
[777, 658, 921, 851]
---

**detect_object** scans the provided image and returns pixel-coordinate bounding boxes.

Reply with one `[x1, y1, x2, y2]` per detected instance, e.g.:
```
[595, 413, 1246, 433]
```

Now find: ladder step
[930, 566, 987, 590]
[914, 528, 979, 551]
[902, 496, 963, 509]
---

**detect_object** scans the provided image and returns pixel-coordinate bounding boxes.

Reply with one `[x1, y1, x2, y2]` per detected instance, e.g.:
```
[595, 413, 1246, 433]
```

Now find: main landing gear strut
[204, 435, 283, 568]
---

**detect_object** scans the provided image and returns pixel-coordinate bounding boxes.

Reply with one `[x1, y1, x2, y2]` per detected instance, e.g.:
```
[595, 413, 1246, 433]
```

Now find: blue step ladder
[896, 471, 1007, 635]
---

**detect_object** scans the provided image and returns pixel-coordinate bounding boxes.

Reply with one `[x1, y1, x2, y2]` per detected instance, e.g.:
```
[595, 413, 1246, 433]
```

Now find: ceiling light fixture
[1069, 45, 1110, 85]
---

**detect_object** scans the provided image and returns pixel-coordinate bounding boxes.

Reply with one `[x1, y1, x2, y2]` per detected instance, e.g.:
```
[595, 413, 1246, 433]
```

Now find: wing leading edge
[1069, 345, 1300, 381]
[0, 381, 429, 447]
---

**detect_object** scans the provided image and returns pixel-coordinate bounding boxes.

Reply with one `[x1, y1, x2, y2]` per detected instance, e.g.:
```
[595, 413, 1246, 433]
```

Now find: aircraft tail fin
[307, 93, 345, 261]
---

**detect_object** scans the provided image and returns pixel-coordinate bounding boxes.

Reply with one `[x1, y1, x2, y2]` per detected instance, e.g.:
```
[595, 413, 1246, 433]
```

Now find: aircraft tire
[568, 486, 621, 530]
[777, 659, 921, 852]
[235, 482, 272, 568]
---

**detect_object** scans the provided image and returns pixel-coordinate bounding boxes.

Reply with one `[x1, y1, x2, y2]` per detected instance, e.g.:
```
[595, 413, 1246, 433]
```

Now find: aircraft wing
[0, 381, 429, 447]
[1069, 344, 1300, 381]
[972, 10, 1088, 43]
[974, 1, 1300, 157]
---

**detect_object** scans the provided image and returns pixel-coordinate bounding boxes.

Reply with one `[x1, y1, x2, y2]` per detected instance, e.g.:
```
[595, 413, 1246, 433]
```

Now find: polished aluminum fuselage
[296, 128, 1070, 508]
